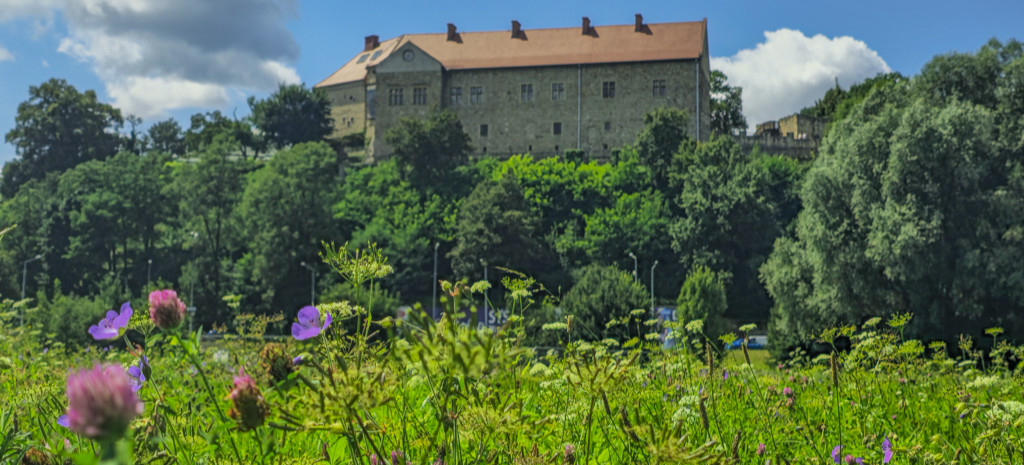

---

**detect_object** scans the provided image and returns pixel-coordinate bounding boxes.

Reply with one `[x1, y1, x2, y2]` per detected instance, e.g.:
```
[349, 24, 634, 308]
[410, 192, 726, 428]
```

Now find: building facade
[315, 15, 711, 160]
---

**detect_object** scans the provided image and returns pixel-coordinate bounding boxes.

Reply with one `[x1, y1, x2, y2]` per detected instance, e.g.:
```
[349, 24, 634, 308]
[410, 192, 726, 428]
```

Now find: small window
[653, 79, 667, 97]
[388, 88, 403, 106]
[450, 87, 462, 105]
[470, 86, 483, 104]
[480, 124, 488, 137]
[553, 122, 562, 135]
[555, 145, 559, 152]
[370, 50, 383, 61]
[602, 81, 615, 98]
[604, 121, 611, 131]
[528, 145, 532, 152]
[552, 83, 565, 100]
[356, 54, 369, 64]
[413, 87, 427, 105]
[603, 143, 609, 150]
[521, 84, 534, 102]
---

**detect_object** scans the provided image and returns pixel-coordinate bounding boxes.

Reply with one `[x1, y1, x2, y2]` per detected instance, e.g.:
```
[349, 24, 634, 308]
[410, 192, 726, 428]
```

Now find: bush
[29, 285, 110, 350]
[676, 265, 728, 347]
[563, 265, 648, 342]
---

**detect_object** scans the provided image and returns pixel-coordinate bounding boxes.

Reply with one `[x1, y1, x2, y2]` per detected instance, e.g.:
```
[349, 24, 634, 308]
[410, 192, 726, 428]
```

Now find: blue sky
[1, 0, 1022, 167]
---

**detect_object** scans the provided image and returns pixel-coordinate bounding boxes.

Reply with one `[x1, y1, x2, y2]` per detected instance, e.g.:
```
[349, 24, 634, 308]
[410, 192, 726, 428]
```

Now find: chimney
[581, 17, 591, 35]
[364, 35, 379, 51]
[447, 23, 457, 41]
[634, 14, 644, 32]
[511, 20, 521, 38]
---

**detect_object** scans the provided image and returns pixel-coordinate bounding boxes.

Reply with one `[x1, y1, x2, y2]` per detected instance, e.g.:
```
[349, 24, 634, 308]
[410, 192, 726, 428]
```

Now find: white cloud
[712, 28, 891, 130]
[0, 45, 12, 62]
[106, 76, 230, 119]
[2, 0, 301, 117]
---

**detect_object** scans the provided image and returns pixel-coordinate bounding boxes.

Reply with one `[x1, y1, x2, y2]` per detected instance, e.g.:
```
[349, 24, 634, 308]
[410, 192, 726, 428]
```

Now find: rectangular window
[480, 124, 489, 137]
[413, 87, 427, 105]
[521, 84, 534, 102]
[553, 122, 562, 135]
[653, 79, 667, 97]
[602, 81, 615, 98]
[366, 89, 376, 119]
[552, 83, 565, 100]
[604, 121, 611, 132]
[450, 87, 462, 105]
[470, 86, 483, 104]
[388, 88, 403, 106]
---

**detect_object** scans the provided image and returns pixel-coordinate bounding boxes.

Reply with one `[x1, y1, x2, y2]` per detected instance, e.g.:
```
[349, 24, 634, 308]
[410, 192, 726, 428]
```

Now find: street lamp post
[480, 259, 488, 325]
[650, 260, 659, 314]
[147, 258, 153, 286]
[300, 262, 317, 306]
[628, 252, 638, 282]
[432, 242, 440, 319]
[21, 254, 42, 325]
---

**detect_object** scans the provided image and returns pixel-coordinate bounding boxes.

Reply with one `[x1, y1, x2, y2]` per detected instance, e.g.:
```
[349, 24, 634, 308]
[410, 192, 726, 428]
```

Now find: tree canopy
[2, 78, 123, 197]
[248, 83, 333, 149]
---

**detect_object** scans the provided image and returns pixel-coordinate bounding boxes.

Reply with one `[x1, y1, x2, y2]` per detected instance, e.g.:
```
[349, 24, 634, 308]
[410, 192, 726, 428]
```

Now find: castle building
[315, 15, 710, 161]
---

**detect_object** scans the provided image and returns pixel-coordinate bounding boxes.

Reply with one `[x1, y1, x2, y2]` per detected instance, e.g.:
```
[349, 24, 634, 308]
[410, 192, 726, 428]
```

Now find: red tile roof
[316, 19, 707, 88]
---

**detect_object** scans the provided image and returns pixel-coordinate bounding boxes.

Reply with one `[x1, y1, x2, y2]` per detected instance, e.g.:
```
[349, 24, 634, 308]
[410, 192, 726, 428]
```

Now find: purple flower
[291, 306, 332, 340]
[370, 453, 379, 465]
[149, 290, 186, 329]
[87, 302, 132, 340]
[756, 443, 766, 456]
[723, 369, 729, 380]
[882, 437, 893, 463]
[783, 386, 794, 397]
[391, 450, 404, 463]
[63, 364, 144, 440]
[832, 445, 843, 464]
[127, 356, 148, 392]
[292, 355, 304, 366]
[42, 347, 49, 354]
[844, 455, 864, 464]
[228, 367, 269, 431]
[57, 415, 69, 428]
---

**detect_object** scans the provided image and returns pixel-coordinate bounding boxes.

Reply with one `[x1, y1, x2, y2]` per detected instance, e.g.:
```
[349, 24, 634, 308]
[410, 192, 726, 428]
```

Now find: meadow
[2, 249, 1023, 465]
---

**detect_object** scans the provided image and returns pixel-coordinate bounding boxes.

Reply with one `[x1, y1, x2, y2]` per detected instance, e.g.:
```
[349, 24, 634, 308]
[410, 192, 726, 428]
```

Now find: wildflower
[228, 367, 270, 431]
[21, 447, 51, 465]
[148, 290, 186, 329]
[844, 454, 863, 464]
[127, 356, 148, 392]
[391, 450, 405, 464]
[292, 355, 304, 366]
[62, 364, 144, 440]
[783, 386, 794, 397]
[723, 369, 730, 380]
[756, 443, 766, 456]
[87, 302, 132, 340]
[564, 443, 576, 464]
[292, 305, 332, 340]
[882, 437, 893, 463]
[832, 445, 842, 464]
[370, 453, 379, 465]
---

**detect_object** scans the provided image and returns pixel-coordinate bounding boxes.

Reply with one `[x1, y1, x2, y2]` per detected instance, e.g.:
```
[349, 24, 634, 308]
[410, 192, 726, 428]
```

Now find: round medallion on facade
[402, 50, 415, 61]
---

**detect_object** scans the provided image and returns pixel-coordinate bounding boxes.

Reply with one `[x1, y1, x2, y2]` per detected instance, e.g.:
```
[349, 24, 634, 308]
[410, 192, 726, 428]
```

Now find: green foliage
[670, 136, 777, 319]
[147, 118, 186, 155]
[384, 109, 472, 189]
[709, 70, 747, 135]
[764, 40, 1024, 351]
[449, 174, 545, 278]
[2, 78, 124, 197]
[635, 107, 690, 189]
[248, 83, 333, 149]
[676, 265, 728, 346]
[28, 284, 110, 349]
[563, 265, 648, 341]
[184, 110, 265, 159]
[237, 142, 342, 313]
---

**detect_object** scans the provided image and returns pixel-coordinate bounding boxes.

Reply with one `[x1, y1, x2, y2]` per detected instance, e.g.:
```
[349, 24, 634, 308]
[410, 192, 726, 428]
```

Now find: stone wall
[321, 81, 366, 140]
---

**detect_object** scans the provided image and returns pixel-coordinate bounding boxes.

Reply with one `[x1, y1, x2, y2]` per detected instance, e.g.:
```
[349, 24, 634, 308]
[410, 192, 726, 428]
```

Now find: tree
[148, 118, 186, 155]
[2, 78, 123, 197]
[237, 142, 342, 314]
[669, 136, 777, 320]
[676, 264, 728, 347]
[563, 265, 648, 342]
[248, 83, 333, 149]
[384, 110, 472, 188]
[449, 174, 544, 278]
[184, 111, 265, 160]
[635, 107, 689, 190]
[763, 41, 1024, 352]
[709, 70, 747, 136]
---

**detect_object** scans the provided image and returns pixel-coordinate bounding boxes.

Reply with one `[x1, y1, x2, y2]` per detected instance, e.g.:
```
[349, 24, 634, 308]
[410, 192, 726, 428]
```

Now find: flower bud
[259, 343, 296, 383]
[228, 367, 270, 431]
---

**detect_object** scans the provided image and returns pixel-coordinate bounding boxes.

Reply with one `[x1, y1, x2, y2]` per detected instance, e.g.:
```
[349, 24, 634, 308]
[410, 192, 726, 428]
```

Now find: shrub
[676, 265, 728, 347]
[563, 265, 647, 341]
